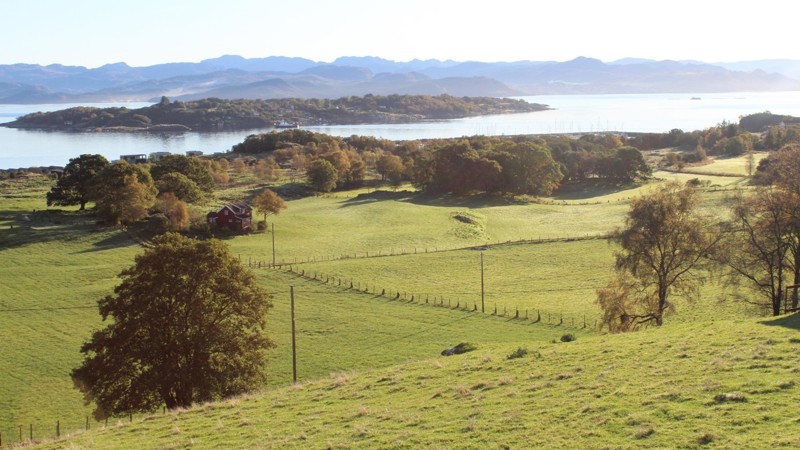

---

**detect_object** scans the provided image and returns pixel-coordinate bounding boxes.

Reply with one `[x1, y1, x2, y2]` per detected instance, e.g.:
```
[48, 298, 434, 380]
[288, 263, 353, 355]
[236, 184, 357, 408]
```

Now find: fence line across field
[277, 264, 601, 332]
[245, 232, 614, 269]
[0, 409, 172, 448]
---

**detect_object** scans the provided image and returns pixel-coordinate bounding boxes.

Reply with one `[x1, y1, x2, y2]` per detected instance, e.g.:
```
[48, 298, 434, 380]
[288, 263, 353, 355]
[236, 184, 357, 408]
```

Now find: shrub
[506, 347, 528, 360]
[560, 334, 576, 342]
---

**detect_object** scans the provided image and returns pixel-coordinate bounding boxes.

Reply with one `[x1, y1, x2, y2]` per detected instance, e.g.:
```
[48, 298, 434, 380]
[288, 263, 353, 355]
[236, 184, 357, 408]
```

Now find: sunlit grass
[34, 314, 800, 449]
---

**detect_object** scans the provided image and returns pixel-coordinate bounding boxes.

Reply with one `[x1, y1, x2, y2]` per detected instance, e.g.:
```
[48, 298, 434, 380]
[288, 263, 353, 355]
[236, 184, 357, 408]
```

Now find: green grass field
[31, 314, 800, 449]
[680, 152, 769, 177]
[0, 154, 784, 448]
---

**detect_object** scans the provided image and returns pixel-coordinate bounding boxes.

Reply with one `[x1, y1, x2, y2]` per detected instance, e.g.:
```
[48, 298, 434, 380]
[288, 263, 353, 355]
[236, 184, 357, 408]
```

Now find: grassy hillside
[32, 314, 800, 449]
[1, 175, 590, 445]
[0, 153, 774, 447]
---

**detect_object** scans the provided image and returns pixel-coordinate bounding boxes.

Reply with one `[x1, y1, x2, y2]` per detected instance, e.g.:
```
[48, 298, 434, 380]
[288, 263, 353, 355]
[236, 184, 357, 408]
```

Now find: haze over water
[2, 91, 800, 168]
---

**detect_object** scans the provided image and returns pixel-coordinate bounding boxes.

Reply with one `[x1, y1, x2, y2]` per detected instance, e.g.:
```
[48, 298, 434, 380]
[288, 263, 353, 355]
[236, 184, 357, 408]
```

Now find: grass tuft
[633, 426, 655, 439]
[713, 392, 747, 403]
[695, 431, 715, 445]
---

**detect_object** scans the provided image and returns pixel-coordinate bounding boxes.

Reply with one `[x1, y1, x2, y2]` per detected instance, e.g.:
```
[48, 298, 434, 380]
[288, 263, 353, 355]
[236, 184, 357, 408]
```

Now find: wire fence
[0, 411, 168, 448]
[244, 232, 614, 268]
[260, 263, 603, 333]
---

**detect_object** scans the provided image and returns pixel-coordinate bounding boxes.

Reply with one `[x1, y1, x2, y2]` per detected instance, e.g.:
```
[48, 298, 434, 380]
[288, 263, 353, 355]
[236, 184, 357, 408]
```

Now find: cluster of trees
[233, 130, 652, 195]
[599, 144, 800, 332]
[626, 113, 800, 169]
[46, 152, 288, 234]
[408, 140, 563, 195]
[6, 94, 545, 132]
[46, 153, 226, 229]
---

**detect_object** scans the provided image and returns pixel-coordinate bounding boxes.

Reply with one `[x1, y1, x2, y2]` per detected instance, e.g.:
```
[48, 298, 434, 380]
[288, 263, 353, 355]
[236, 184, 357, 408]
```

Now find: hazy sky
[2, 0, 797, 68]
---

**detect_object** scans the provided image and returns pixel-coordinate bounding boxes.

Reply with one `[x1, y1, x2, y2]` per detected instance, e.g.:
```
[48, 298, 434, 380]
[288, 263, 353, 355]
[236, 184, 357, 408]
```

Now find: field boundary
[245, 232, 615, 268]
[272, 264, 602, 333]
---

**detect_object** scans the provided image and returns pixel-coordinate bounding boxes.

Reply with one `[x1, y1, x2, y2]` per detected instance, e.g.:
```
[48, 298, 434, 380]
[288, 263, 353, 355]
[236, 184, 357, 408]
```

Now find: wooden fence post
[57, 420, 60, 438]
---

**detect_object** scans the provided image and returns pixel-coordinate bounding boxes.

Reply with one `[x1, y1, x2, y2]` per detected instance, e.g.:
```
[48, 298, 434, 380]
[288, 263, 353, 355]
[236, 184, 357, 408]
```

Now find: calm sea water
[2, 91, 800, 168]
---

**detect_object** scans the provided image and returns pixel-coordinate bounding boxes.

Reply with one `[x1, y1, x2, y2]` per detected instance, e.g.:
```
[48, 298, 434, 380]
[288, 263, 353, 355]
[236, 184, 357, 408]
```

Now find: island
[0, 94, 549, 132]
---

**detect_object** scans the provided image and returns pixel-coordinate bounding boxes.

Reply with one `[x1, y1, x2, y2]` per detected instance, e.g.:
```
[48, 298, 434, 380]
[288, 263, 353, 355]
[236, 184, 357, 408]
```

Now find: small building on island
[120, 154, 147, 164]
[207, 203, 252, 231]
[186, 150, 203, 157]
[149, 151, 172, 161]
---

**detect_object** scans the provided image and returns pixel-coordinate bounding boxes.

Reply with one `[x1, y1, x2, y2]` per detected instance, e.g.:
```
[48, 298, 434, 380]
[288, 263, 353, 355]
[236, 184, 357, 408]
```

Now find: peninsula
[1, 94, 548, 132]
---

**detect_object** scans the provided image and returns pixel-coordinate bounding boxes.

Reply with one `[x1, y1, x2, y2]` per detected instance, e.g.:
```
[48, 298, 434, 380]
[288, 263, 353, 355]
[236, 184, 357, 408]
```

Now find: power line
[0, 305, 95, 313]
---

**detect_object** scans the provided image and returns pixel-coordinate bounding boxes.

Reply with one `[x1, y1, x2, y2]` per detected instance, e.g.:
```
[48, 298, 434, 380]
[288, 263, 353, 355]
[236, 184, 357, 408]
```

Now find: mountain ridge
[0, 56, 797, 104]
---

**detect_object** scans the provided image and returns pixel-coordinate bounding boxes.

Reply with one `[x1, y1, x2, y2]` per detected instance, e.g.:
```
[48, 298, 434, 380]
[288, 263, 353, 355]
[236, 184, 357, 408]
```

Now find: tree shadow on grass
[77, 229, 141, 253]
[0, 208, 140, 252]
[339, 189, 531, 209]
[339, 189, 417, 208]
[403, 192, 528, 209]
[760, 313, 800, 331]
[552, 179, 642, 201]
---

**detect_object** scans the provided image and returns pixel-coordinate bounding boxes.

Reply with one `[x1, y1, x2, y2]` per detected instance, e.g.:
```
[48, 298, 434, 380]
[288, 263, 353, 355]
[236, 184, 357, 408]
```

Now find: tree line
[234, 130, 652, 195]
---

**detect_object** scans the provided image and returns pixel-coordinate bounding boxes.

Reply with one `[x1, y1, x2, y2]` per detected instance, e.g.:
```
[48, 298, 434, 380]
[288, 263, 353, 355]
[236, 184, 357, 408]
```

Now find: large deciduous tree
[719, 188, 799, 315]
[92, 162, 157, 225]
[155, 172, 204, 203]
[46, 154, 109, 210]
[150, 154, 215, 194]
[597, 182, 720, 331]
[71, 233, 275, 418]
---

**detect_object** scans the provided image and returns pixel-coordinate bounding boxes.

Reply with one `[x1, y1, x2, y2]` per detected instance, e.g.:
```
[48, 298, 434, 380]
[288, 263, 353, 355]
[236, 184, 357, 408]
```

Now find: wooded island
[1, 94, 548, 132]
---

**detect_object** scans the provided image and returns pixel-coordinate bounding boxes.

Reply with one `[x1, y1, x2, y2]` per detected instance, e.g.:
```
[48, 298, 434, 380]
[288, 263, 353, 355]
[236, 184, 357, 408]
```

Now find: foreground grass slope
[34, 314, 800, 449]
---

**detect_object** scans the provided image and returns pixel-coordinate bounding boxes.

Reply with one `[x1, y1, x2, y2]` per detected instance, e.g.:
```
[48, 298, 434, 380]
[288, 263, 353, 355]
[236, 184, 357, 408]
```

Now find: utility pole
[271, 223, 276, 267]
[290, 286, 297, 383]
[480, 252, 485, 313]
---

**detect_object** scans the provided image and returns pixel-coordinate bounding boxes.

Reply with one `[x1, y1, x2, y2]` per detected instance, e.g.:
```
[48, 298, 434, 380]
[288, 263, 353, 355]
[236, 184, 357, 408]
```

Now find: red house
[207, 203, 252, 230]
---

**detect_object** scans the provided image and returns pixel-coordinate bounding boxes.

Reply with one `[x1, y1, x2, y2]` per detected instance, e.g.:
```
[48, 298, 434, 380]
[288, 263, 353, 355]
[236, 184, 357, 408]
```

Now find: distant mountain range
[0, 55, 798, 104]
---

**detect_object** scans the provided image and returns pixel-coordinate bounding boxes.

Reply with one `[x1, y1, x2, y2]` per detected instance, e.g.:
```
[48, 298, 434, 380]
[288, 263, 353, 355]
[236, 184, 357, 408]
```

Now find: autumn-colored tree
[93, 162, 157, 225]
[72, 233, 274, 418]
[232, 157, 248, 174]
[376, 153, 405, 182]
[155, 192, 190, 231]
[598, 182, 720, 331]
[253, 157, 279, 181]
[251, 188, 287, 226]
